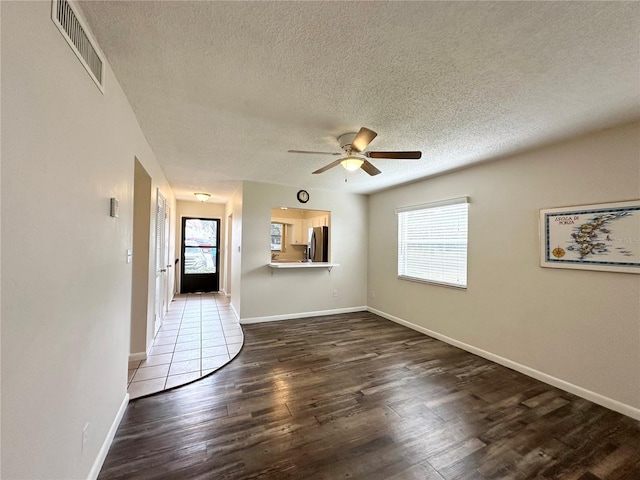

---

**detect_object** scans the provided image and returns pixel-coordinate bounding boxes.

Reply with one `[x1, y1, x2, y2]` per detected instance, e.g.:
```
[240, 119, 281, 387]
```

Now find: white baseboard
[128, 351, 147, 362]
[129, 341, 154, 362]
[240, 306, 368, 324]
[88, 393, 129, 480]
[230, 303, 240, 320]
[368, 307, 640, 421]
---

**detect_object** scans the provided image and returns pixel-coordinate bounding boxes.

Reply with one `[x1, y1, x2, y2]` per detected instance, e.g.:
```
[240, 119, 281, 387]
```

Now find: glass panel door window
[181, 217, 220, 294]
[184, 219, 217, 274]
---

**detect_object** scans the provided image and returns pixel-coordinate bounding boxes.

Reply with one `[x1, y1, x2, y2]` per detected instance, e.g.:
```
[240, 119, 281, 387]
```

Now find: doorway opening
[181, 217, 220, 293]
[130, 159, 152, 356]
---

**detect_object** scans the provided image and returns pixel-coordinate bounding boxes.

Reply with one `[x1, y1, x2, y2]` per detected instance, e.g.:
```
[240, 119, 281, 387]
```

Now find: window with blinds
[397, 197, 469, 288]
[271, 223, 284, 251]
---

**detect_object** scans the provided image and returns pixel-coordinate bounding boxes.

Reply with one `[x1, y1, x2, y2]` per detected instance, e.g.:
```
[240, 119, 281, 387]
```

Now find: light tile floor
[127, 293, 242, 399]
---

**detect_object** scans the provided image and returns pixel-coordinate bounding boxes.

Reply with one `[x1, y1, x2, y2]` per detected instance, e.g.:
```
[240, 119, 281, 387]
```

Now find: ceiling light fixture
[340, 156, 364, 172]
[194, 192, 211, 202]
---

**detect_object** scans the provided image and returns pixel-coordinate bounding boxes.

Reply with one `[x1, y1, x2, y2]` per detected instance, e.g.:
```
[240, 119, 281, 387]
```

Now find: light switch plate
[110, 198, 119, 217]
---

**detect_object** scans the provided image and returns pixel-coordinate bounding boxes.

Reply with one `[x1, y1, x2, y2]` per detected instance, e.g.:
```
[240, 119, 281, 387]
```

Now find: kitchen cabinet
[272, 212, 329, 246]
[290, 215, 329, 244]
[322, 214, 329, 226]
[310, 214, 329, 228]
[290, 219, 308, 245]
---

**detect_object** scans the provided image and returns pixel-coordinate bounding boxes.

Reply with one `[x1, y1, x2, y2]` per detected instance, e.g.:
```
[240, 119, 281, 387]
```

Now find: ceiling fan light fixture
[292, 127, 421, 176]
[194, 192, 211, 202]
[341, 156, 364, 172]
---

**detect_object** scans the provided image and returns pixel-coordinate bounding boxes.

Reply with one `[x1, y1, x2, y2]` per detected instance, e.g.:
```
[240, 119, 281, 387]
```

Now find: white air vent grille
[52, 0, 104, 92]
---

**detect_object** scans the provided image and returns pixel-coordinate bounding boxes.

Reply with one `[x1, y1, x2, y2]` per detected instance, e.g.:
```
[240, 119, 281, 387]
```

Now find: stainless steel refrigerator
[308, 226, 328, 262]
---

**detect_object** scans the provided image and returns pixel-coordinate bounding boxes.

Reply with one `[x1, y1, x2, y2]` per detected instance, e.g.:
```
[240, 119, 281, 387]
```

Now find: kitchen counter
[267, 262, 339, 272]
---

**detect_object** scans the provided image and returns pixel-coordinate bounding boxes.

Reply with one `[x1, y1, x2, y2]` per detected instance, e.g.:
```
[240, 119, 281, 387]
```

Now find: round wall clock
[297, 190, 309, 203]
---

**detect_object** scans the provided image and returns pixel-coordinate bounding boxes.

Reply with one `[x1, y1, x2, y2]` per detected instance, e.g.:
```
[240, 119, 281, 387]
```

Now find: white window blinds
[271, 223, 283, 251]
[397, 197, 469, 288]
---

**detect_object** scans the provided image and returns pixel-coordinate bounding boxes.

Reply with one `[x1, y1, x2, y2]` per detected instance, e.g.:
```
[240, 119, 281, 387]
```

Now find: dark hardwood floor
[99, 312, 640, 479]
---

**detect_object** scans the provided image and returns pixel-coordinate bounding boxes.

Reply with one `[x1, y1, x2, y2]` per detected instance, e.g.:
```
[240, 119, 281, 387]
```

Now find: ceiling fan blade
[312, 159, 343, 174]
[351, 127, 377, 152]
[288, 150, 342, 156]
[361, 160, 382, 176]
[366, 151, 422, 159]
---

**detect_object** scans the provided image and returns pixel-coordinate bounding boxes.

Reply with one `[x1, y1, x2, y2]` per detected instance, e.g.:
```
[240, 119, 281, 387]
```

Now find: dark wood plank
[98, 312, 640, 479]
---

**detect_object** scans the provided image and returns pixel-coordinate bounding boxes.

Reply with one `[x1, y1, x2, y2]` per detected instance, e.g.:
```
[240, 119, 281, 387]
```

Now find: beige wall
[175, 200, 227, 294]
[2, 7, 638, 480]
[238, 181, 368, 321]
[1, 2, 174, 478]
[368, 122, 640, 418]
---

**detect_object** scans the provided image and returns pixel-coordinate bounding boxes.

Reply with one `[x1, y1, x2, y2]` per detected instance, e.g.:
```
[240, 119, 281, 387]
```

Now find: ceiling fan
[288, 127, 421, 176]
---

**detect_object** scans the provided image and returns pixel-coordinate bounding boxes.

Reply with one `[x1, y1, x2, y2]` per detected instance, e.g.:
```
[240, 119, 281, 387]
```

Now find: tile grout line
[214, 293, 226, 361]
[130, 295, 184, 387]
[164, 293, 186, 390]
[128, 292, 241, 398]
[199, 293, 203, 377]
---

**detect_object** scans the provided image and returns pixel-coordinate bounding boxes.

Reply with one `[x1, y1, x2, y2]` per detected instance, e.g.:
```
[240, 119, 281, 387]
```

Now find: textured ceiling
[79, 1, 640, 203]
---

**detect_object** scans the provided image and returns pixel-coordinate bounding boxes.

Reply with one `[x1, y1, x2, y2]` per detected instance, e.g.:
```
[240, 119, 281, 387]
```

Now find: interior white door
[164, 204, 172, 313]
[226, 214, 232, 295]
[154, 189, 167, 335]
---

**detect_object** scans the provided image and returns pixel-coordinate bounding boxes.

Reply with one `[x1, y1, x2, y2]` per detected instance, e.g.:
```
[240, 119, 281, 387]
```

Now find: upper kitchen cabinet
[270, 208, 330, 247]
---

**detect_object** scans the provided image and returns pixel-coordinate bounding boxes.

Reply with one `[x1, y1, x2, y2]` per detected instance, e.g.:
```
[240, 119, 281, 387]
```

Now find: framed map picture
[540, 200, 640, 273]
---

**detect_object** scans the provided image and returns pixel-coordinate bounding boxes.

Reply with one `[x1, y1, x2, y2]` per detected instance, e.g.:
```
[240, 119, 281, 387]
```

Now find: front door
[181, 217, 220, 293]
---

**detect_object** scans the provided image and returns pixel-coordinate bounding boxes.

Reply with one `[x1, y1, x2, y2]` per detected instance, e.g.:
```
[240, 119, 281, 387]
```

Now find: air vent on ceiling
[51, 0, 104, 93]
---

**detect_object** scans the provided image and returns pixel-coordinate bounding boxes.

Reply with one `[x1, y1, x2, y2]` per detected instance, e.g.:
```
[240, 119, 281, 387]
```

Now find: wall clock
[297, 190, 309, 203]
